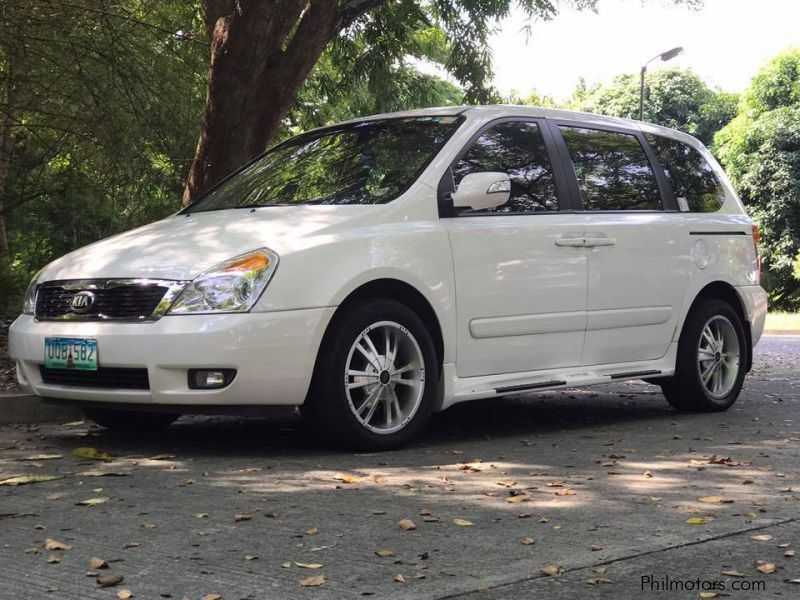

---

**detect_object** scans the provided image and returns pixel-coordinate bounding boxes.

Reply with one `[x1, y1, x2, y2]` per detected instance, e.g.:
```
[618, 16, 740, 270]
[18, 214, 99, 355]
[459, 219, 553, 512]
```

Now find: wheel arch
[317, 278, 446, 374]
[681, 281, 753, 372]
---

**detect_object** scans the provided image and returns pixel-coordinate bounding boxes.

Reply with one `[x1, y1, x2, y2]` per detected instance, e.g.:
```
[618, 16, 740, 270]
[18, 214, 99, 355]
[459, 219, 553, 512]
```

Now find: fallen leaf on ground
[394, 574, 405, 583]
[590, 545, 603, 551]
[453, 518, 474, 526]
[72, 447, 113, 461]
[97, 574, 124, 587]
[244, 555, 258, 561]
[201, 595, 222, 600]
[299, 575, 324, 587]
[722, 570, 745, 577]
[686, 517, 709, 525]
[294, 562, 323, 569]
[555, 488, 576, 496]
[76, 497, 110, 506]
[333, 472, 359, 484]
[419, 508, 432, 516]
[47, 555, 60, 564]
[43, 539, 71, 551]
[506, 494, 531, 504]
[117, 590, 133, 599]
[89, 557, 108, 569]
[376, 550, 395, 557]
[305, 527, 318, 535]
[785, 549, 796, 557]
[234, 514, 252, 523]
[195, 513, 209, 519]
[264, 511, 279, 518]
[750, 535, 773, 542]
[399, 519, 416, 530]
[643, 470, 653, 478]
[698, 496, 732, 503]
[522, 537, 535, 545]
[0, 475, 60, 486]
[587, 578, 611, 585]
[542, 565, 563, 576]
[593, 567, 607, 575]
[754, 560, 776, 574]
[699, 593, 718, 599]
[122, 542, 139, 549]
[281, 562, 291, 569]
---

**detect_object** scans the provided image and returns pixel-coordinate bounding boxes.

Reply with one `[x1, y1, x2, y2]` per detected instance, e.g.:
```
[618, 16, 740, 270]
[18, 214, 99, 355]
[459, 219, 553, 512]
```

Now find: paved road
[1, 336, 798, 599]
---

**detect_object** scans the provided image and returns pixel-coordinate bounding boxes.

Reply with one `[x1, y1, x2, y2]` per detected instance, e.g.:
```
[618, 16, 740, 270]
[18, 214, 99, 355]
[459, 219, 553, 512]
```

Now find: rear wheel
[661, 298, 747, 412]
[302, 298, 438, 450]
[83, 407, 180, 431]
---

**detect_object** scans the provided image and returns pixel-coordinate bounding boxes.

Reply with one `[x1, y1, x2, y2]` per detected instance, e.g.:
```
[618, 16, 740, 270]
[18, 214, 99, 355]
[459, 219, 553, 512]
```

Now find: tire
[302, 298, 439, 450]
[661, 298, 747, 412]
[83, 407, 180, 431]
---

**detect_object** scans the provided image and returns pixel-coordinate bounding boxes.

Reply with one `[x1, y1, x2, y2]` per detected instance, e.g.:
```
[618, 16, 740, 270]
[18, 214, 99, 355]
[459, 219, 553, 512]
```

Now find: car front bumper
[8, 308, 335, 406]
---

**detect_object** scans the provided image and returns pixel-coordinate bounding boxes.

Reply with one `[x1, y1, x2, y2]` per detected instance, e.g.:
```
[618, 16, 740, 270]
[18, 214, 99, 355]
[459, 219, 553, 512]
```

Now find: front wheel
[302, 299, 439, 450]
[661, 298, 747, 412]
[83, 407, 180, 431]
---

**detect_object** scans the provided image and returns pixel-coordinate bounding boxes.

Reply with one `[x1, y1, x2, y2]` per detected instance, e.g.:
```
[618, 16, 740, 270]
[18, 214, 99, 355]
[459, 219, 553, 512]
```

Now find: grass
[765, 311, 800, 332]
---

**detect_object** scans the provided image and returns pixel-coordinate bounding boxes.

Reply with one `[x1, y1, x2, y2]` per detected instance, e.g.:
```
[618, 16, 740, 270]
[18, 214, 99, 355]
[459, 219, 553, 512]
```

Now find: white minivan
[9, 106, 768, 449]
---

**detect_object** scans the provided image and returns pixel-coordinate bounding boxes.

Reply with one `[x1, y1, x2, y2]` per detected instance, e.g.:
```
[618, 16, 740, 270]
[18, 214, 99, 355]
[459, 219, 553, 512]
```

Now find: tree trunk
[182, 0, 343, 207]
[0, 38, 19, 256]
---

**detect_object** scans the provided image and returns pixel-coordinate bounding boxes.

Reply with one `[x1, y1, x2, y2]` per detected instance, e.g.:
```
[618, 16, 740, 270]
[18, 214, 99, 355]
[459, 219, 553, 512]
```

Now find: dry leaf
[521, 537, 535, 545]
[281, 562, 291, 569]
[72, 447, 113, 461]
[419, 508, 432, 516]
[590, 545, 603, 551]
[117, 590, 133, 599]
[399, 519, 416, 530]
[686, 517, 709, 525]
[506, 494, 531, 504]
[47, 555, 60, 564]
[754, 560, 776, 574]
[195, 513, 209, 519]
[542, 565, 562, 576]
[264, 511, 279, 518]
[234, 514, 252, 523]
[376, 550, 395, 557]
[89, 557, 108, 569]
[43, 538, 71, 551]
[722, 570, 745, 577]
[394, 574, 406, 583]
[785, 549, 796, 557]
[333, 472, 359, 484]
[294, 562, 323, 569]
[593, 567, 607, 575]
[698, 496, 732, 503]
[77, 497, 110, 506]
[201, 595, 222, 600]
[0, 474, 60, 486]
[453, 518, 474, 526]
[587, 578, 611, 585]
[305, 527, 318, 535]
[555, 488, 576, 496]
[299, 575, 325, 587]
[123, 542, 139, 549]
[750, 534, 773, 542]
[699, 593, 718, 599]
[422, 516, 440, 523]
[643, 470, 653, 478]
[244, 555, 258, 561]
[97, 574, 124, 587]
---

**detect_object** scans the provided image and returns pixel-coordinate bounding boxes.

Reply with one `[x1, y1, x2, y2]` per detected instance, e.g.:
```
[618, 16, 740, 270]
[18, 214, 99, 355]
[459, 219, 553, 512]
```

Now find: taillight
[752, 223, 761, 284]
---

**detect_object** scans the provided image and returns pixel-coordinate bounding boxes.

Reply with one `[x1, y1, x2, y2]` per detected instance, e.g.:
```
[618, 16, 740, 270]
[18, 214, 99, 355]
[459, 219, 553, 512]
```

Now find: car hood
[40, 205, 378, 282]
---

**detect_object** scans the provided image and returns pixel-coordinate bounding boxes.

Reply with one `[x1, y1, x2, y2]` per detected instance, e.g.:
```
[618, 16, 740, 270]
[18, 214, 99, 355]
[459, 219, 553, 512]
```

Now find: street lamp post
[639, 46, 684, 121]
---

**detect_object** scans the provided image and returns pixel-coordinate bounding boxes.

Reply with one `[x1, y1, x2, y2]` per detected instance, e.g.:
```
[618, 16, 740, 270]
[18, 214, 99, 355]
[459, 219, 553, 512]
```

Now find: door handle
[555, 237, 585, 247]
[583, 237, 616, 247]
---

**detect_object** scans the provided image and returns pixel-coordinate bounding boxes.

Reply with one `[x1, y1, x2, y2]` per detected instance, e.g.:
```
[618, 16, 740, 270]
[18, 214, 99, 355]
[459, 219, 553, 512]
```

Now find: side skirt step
[495, 380, 566, 394]
[608, 369, 661, 380]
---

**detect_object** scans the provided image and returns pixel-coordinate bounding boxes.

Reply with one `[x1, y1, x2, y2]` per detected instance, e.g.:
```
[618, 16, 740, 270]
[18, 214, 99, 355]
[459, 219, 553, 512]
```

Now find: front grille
[40, 366, 150, 390]
[35, 283, 170, 320]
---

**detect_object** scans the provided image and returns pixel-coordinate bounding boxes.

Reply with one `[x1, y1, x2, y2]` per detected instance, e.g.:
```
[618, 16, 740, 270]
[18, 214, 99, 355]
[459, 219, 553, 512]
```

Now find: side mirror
[451, 172, 511, 211]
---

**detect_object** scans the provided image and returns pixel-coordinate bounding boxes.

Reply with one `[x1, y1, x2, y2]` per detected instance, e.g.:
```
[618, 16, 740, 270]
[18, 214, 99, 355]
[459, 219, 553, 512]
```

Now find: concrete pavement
[1, 335, 798, 599]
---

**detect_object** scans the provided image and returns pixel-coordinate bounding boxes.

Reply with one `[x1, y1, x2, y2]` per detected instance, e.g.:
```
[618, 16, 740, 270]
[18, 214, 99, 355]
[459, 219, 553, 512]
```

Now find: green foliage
[715, 49, 800, 309]
[568, 68, 737, 145]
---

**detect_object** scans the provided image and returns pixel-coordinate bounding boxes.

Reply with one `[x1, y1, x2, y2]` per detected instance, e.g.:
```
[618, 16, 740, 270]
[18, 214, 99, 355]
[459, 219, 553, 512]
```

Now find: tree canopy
[715, 49, 800, 309]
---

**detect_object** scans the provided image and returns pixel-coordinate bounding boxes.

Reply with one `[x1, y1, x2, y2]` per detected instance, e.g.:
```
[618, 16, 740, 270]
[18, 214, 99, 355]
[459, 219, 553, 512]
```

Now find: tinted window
[453, 121, 559, 213]
[646, 134, 725, 213]
[560, 126, 662, 211]
[186, 116, 462, 212]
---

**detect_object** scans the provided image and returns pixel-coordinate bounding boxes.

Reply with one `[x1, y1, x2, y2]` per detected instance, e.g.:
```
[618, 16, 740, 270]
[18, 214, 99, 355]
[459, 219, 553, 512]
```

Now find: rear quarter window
[646, 134, 726, 213]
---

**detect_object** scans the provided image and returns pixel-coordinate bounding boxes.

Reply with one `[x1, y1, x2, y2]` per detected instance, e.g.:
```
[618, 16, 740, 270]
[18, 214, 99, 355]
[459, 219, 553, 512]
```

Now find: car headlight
[22, 270, 42, 315]
[167, 248, 279, 314]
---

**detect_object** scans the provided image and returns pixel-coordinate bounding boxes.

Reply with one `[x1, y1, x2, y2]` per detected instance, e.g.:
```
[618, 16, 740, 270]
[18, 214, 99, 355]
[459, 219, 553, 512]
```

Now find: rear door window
[453, 121, 559, 214]
[558, 126, 663, 211]
[646, 134, 725, 213]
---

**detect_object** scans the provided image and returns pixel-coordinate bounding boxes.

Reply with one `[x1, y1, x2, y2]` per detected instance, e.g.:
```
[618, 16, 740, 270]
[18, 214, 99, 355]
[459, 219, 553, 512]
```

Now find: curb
[0, 393, 81, 425]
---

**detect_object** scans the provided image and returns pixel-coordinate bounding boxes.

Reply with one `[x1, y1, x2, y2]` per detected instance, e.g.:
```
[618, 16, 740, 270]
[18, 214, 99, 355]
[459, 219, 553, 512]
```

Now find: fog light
[188, 369, 236, 390]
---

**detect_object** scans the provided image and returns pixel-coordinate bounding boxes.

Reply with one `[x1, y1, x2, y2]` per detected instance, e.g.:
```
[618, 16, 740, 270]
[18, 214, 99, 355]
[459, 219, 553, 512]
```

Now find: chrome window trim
[34, 279, 189, 322]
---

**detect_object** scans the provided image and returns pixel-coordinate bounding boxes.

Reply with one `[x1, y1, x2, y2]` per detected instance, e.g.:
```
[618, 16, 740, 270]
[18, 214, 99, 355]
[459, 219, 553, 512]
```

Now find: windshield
[186, 115, 463, 212]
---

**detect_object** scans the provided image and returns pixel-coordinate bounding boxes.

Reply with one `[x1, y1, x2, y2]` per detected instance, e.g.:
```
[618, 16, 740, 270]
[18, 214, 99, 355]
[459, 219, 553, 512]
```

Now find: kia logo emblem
[70, 291, 96, 313]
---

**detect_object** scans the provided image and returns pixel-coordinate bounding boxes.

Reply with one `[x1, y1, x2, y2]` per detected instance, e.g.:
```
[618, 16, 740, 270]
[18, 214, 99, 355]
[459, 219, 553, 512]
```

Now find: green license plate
[44, 337, 98, 371]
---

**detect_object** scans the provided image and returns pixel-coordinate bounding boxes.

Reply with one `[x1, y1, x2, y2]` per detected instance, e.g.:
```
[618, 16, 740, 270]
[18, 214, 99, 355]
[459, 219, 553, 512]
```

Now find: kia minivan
[9, 106, 768, 449]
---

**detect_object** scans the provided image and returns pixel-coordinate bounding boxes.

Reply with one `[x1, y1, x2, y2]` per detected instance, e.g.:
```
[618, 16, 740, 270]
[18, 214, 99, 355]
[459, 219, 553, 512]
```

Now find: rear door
[442, 119, 588, 378]
[552, 123, 689, 365]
